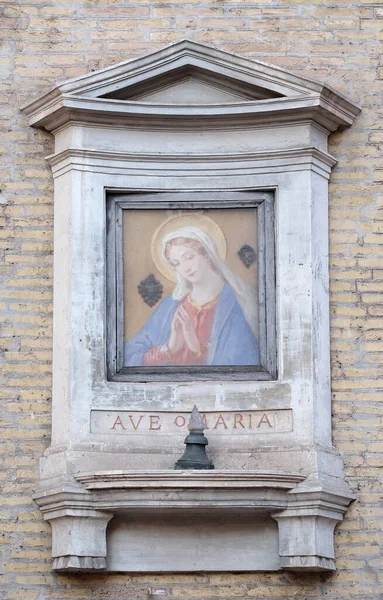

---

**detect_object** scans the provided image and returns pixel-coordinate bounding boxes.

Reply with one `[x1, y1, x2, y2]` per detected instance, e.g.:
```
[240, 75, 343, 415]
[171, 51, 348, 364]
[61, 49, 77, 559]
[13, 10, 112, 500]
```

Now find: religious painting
[122, 209, 260, 368]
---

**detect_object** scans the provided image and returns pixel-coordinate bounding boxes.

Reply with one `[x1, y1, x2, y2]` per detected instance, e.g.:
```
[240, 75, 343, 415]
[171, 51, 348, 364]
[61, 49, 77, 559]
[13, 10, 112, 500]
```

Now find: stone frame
[22, 40, 360, 573]
[106, 190, 276, 382]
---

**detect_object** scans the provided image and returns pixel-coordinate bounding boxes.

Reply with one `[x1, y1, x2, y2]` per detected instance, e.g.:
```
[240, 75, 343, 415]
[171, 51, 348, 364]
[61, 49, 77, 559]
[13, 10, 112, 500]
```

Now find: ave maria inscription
[90, 409, 292, 434]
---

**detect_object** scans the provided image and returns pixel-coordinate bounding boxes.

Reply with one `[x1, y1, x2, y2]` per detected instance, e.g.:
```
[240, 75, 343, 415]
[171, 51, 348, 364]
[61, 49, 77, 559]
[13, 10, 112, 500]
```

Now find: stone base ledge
[33, 470, 354, 573]
[74, 469, 305, 489]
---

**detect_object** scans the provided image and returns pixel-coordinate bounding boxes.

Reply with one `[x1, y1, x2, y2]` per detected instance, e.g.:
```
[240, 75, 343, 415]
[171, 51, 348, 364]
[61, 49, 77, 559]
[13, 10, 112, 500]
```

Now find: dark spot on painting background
[238, 244, 257, 268]
[138, 274, 163, 307]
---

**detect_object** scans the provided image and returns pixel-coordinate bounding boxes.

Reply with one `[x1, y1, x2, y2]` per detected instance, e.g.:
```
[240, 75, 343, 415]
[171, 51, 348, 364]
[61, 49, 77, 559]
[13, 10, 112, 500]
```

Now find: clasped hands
[168, 306, 200, 356]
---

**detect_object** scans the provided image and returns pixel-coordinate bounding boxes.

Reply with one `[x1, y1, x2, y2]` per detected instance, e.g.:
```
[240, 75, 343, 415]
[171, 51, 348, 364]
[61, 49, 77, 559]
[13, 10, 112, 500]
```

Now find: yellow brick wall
[0, 1, 382, 598]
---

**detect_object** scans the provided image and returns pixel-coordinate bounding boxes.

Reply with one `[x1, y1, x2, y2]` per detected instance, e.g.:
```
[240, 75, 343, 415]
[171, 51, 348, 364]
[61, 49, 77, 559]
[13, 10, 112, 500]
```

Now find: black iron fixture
[137, 274, 163, 307]
[238, 244, 257, 268]
[175, 405, 214, 470]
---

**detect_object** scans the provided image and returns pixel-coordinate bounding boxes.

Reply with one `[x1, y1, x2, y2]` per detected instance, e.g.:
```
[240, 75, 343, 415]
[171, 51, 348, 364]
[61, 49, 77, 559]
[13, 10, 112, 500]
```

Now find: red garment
[143, 295, 218, 366]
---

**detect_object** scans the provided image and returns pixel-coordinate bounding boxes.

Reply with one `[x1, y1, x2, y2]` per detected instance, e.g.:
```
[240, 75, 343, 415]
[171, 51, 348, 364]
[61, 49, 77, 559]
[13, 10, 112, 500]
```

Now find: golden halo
[151, 214, 227, 282]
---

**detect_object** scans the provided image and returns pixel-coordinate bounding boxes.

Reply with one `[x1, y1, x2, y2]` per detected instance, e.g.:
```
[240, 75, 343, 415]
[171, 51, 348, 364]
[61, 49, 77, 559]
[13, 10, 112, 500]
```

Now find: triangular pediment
[54, 40, 312, 102]
[22, 39, 360, 132]
[129, 76, 251, 104]
[98, 65, 284, 104]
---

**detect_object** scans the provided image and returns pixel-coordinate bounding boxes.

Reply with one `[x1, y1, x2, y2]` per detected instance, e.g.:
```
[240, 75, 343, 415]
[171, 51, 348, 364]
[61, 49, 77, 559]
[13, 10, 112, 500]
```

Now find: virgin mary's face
[168, 243, 212, 285]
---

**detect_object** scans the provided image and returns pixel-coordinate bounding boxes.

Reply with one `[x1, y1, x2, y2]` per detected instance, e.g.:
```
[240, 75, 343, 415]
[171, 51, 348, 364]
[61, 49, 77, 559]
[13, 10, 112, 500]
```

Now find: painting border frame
[106, 190, 276, 382]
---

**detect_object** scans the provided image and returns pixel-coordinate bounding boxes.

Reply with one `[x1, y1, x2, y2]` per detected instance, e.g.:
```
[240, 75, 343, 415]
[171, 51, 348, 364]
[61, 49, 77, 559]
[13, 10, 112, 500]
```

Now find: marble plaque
[90, 409, 293, 435]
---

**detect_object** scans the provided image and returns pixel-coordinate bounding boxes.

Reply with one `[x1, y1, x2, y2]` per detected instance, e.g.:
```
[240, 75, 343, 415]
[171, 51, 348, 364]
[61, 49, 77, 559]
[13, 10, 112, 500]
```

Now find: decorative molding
[52, 556, 107, 572]
[45, 146, 338, 167]
[273, 484, 355, 572]
[24, 40, 351, 100]
[41, 508, 113, 572]
[22, 94, 359, 132]
[74, 469, 306, 489]
[45, 146, 337, 180]
[33, 470, 354, 573]
[21, 40, 360, 133]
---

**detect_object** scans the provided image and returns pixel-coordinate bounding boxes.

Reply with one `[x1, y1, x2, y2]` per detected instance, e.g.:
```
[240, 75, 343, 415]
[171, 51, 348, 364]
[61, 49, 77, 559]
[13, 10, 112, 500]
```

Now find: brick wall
[0, 0, 382, 598]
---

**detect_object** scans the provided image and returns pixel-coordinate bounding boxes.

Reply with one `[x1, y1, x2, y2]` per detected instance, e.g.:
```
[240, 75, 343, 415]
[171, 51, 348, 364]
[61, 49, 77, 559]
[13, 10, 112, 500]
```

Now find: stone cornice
[34, 470, 305, 516]
[75, 469, 305, 488]
[21, 39, 360, 133]
[46, 146, 337, 167]
[46, 146, 336, 180]
[22, 93, 359, 133]
[33, 469, 354, 521]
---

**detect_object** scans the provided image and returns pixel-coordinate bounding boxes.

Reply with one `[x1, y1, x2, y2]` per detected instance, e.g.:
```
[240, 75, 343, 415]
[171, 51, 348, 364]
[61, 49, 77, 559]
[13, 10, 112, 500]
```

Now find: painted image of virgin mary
[124, 224, 260, 367]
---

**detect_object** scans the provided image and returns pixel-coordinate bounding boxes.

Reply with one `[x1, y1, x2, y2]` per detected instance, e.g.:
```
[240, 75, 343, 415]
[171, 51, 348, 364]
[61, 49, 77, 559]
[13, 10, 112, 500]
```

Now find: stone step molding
[33, 470, 354, 572]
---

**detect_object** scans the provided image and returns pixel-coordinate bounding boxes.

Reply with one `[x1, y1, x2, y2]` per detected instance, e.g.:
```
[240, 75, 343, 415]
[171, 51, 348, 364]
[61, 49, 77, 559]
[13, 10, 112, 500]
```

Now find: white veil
[162, 226, 258, 336]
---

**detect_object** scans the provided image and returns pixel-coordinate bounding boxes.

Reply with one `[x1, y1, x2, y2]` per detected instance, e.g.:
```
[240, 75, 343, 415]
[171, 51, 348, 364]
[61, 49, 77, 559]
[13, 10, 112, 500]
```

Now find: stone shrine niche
[22, 40, 360, 573]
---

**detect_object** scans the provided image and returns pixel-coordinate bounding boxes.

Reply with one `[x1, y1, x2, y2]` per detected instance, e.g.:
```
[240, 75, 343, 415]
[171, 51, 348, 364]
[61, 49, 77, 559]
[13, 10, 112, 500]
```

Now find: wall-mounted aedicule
[22, 40, 360, 573]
